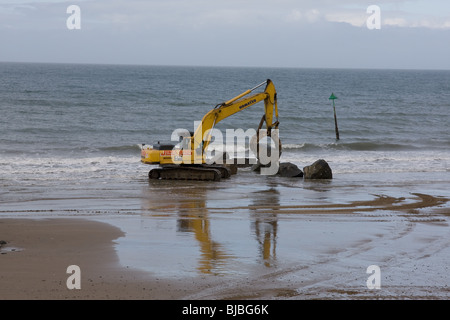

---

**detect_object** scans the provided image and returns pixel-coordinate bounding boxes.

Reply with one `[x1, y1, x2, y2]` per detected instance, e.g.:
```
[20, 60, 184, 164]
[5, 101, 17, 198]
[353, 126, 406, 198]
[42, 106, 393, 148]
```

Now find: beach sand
[1, 184, 449, 300]
[0, 218, 196, 300]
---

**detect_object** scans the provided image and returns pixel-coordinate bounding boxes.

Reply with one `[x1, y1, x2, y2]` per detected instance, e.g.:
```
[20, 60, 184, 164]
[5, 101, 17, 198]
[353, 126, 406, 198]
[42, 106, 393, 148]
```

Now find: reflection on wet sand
[142, 181, 232, 275]
[250, 188, 279, 267]
[141, 178, 450, 285]
[141, 180, 284, 274]
[177, 200, 231, 275]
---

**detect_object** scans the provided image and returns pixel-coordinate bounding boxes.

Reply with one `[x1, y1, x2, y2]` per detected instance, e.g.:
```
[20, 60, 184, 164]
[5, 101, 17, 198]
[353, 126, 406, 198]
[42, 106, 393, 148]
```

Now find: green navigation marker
[329, 93, 340, 140]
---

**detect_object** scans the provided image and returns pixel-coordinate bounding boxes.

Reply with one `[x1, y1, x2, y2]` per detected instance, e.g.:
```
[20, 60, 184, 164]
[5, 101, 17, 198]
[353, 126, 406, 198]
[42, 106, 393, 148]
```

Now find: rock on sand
[278, 162, 303, 177]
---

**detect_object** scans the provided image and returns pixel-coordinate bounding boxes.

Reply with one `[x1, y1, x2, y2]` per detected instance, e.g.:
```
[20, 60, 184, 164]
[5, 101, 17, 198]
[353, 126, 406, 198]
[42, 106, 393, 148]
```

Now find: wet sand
[0, 218, 199, 299]
[1, 183, 449, 300]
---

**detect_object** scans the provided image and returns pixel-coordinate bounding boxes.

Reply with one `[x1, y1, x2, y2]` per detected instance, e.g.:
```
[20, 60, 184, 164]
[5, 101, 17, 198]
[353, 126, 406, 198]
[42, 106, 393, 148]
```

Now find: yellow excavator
[141, 79, 280, 181]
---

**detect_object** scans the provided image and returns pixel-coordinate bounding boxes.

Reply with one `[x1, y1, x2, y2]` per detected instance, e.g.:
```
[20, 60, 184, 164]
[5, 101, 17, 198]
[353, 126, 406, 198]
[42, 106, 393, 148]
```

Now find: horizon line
[1, 60, 449, 72]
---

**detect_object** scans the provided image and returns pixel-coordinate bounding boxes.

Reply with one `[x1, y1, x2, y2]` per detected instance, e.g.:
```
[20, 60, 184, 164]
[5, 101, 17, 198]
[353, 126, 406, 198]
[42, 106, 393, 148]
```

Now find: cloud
[287, 9, 302, 22]
[1, 0, 450, 32]
[384, 17, 409, 27]
[305, 9, 321, 23]
[411, 19, 450, 29]
[325, 11, 367, 27]
[1, 0, 450, 69]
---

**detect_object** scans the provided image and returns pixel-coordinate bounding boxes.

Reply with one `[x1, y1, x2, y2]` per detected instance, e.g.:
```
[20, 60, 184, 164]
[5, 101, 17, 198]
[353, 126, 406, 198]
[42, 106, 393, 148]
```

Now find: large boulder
[277, 162, 303, 177]
[303, 159, 332, 179]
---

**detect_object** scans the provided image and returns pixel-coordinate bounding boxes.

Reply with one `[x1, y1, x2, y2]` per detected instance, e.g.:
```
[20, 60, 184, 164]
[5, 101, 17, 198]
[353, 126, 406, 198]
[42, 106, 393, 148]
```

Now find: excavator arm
[193, 79, 279, 159]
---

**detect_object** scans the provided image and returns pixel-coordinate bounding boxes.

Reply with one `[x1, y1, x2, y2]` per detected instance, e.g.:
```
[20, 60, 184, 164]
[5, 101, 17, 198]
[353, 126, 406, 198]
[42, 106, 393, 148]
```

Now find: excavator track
[149, 165, 231, 181]
[207, 165, 232, 179]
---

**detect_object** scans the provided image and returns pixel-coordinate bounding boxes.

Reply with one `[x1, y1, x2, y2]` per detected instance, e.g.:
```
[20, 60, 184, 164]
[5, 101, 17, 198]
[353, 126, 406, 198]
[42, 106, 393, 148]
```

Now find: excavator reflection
[142, 181, 232, 275]
[177, 200, 231, 275]
[141, 181, 281, 274]
[249, 187, 280, 267]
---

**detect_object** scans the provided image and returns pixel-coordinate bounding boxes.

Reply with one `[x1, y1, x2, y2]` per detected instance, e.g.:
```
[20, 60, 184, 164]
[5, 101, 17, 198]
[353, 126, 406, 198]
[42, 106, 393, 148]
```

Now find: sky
[1, 0, 450, 69]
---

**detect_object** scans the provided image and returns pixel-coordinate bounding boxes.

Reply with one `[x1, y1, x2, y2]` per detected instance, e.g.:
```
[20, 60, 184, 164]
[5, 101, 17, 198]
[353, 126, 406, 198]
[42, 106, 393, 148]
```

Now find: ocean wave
[0, 154, 144, 186]
[279, 148, 450, 175]
[282, 141, 418, 152]
[98, 144, 142, 154]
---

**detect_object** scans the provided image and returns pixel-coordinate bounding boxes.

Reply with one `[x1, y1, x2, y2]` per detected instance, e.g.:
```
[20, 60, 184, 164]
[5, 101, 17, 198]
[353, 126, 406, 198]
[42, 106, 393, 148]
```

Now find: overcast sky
[1, 0, 450, 69]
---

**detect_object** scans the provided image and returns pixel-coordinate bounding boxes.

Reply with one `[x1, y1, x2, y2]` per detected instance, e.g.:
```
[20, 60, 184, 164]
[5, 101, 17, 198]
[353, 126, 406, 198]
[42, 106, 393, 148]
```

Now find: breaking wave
[282, 141, 419, 152]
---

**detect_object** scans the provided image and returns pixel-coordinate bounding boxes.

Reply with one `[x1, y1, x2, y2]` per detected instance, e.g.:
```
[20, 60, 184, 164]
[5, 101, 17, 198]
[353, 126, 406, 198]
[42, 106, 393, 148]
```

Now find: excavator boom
[194, 79, 279, 155]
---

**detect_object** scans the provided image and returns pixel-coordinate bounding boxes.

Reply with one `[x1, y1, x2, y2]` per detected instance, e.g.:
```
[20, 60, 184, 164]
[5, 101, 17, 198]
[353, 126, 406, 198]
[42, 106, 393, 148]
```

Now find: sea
[1, 63, 450, 296]
[1, 63, 449, 203]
